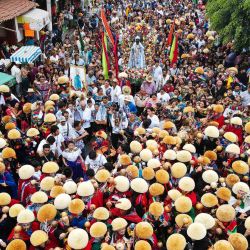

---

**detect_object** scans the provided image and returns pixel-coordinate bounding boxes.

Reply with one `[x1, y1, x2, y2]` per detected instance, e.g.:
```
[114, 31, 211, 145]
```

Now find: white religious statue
[128, 36, 146, 69]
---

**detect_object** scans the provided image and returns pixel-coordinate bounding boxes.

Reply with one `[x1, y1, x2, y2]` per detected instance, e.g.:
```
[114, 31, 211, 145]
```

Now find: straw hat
[194, 67, 204, 74]
[135, 240, 152, 250]
[226, 174, 240, 187]
[93, 207, 110, 220]
[8, 129, 21, 140]
[40, 176, 55, 191]
[0, 138, 6, 149]
[26, 128, 40, 137]
[216, 187, 232, 202]
[5, 122, 16, 130]
[171, 162, 187, 178]
[158, 130, 169, 138]
[2, 147, 16, 159]
[175, 214, 193, 228]
[187, 223, 207, 240]
[63, 180, 77, 194]
[119, 154, 132, 166]
[95, 169, 111, 182]
[67, 229, 89, 249]
[30, 230, 48, 246]
[37, 204, 57, 222]
[115, 198, 132, 211]
[0, 85, 10, 93]
[135, 127, 146, 135]
[49, 94, 60, 101]
[6, 239, 26, 250]
[166, 233, 186, 250]
[140, 149, 153, 162]
[232, 182, 250, 195]
[245, 122, 250, 134]
[142, 167, 155, 180]
[146, 139, 158, 149]
[149, 202, 164, 217]
[18, 165, 34, 180]
[58, 76, 69, 84]
[245, 217, 250, 229]
[9, 204, 25, 218]
[183, 144, 196, 154]
[50, 185, 65, 198]
[122, 86, 131, 95]
[126, 165, 139, 178]
[225, 144, 240, 155]
[213, 104, 224, 113]
[149, 183, 164, 196]
[130, 141, 143, 153]
[44, 113, 56, 123]
[135, 222, 153, 239]
[54, 193, 71, 210]
[232, 160, 249, 175]
[194, 213, 215, 229]
[201, 193, 218, 208]
[119, 72, 128, 78]
[77, 181, 95, 196]
[42, 161, 59, 174]
[0, 192, 11, 206]
[147, 158, 161, 169]
[102, 244, 115, 250]
[69, 199, 85, 214]
[155, 169, 169, 184]
[224, 132, 238, 143]
[214, 240, 234, 250]
[163, 135, 176, 145]
[176, 150, 192, 163]
[231, 116, 242, 126]
[228, 233, 248, 250]
[202, 170, 219, 184]
[163, 149, 177, 160]
[168, 189, 182, 201]
[178, 177, 195, 192]
[204, 151, 217, 161]
[204, 126, 219, 138]
[30, 191, 48, 204]
[244, 135, 250, 144]
[111, 217, 128, 231]
[90, 222, 107, 238]
[131, 178, 149, 193]
[114, 176, 130, 192]
[175, 196, 192, 213]
[187, 33, 195, 40]
[17, 209, 35, 224]
[216, 205, 235, 222]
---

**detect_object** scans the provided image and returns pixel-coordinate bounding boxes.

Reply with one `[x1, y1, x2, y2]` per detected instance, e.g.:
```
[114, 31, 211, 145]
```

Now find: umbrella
[10, 46, 42, 64]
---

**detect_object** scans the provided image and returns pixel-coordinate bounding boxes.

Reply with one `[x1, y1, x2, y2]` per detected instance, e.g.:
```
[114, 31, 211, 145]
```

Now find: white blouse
[62, 148, 81, 162]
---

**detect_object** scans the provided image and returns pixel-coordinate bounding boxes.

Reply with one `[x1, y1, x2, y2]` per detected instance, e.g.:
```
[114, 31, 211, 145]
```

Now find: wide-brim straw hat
[187, 223, 207, 240]
[131, 178, 149, 193]
[194, 213, 215, 229]
[175, 196, 192, 213]
[216, 204, 236, 222]
[166, 233, 186, 250]
[67, 229, 89, 249]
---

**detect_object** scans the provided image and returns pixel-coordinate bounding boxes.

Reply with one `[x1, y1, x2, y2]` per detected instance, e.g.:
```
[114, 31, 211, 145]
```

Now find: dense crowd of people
[0, 0, 250, 249]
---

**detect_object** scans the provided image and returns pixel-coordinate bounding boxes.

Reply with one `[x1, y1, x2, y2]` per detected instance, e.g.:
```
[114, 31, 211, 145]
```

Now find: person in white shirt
[37, 136, 56, 156]
[157, 89, 170, 104]
[58, 117, 74, 142]
[147, 107, 160, 128]
[111, 79, 121, 103]
[85, 150, 107, 173]
[47, 125, 65, 158]
[153, 61, 163, 90]
[77, 100, 92, 133]
[11, 63, 22, 97]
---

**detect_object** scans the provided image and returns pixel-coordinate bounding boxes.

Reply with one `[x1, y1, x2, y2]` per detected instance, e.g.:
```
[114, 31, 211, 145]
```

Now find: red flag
[172, 33, 179, 64]
[100, 8, 115, 47]
[167, 22, 175, 46]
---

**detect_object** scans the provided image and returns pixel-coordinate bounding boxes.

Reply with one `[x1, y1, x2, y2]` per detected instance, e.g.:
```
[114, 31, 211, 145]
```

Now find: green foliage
[206, 0, 250, 51]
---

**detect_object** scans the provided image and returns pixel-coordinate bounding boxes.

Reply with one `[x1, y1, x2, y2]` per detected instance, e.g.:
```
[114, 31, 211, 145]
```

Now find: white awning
[17, 8, 50, 31]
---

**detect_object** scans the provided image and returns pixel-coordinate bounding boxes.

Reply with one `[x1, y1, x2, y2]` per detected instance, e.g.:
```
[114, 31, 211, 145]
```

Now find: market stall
[10, 46, 42, 64]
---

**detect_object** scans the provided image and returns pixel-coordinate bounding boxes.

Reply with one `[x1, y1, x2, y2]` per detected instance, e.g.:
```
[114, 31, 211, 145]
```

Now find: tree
[206, 0, 250, 51]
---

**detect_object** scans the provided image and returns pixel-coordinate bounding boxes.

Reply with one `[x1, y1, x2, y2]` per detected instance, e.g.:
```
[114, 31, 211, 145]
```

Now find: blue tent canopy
[10, 46, 42, 64]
